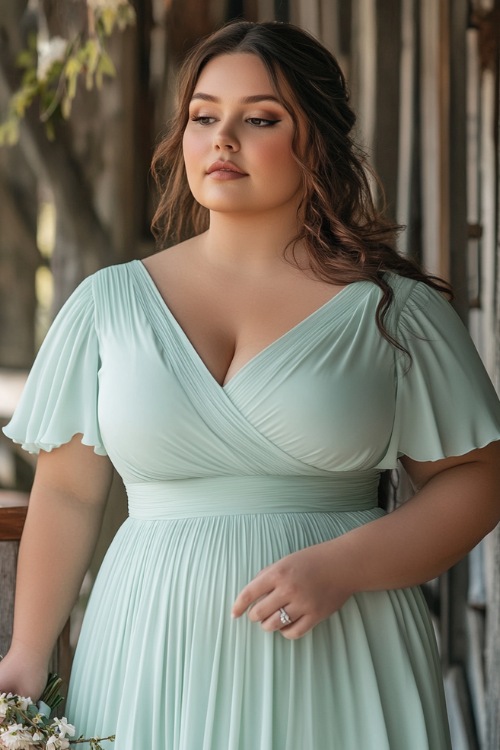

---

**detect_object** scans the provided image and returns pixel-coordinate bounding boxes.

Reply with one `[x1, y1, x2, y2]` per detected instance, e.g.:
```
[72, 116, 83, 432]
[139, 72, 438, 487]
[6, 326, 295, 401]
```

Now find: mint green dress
[4, 261, 500, 749]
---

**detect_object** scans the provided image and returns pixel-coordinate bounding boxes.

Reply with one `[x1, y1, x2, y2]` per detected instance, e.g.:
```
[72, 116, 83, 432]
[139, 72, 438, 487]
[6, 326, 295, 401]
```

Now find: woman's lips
[206, 161, 248, 179]
[208, 169, 247, 180]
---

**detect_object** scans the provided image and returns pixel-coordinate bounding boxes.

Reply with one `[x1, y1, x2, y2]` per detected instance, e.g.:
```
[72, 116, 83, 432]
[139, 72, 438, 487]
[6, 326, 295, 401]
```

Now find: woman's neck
[200, 209, 307, 275]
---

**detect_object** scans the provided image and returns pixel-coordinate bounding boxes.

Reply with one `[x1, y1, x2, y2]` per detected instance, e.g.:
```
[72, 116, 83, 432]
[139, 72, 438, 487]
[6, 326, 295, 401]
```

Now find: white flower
[0, 694, 32, 723]
[0, 694, 11, 722]
[53, 718, 75, 738]
[46, 736, 70, 749]
[37, 36, 68, 82]
[0, 724, 37, 749]
[14, 698, 32, 713]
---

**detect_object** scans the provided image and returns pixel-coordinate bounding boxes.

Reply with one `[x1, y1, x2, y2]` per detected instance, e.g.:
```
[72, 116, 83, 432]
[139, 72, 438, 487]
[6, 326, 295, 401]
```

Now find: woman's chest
[96, 293, 397, 478]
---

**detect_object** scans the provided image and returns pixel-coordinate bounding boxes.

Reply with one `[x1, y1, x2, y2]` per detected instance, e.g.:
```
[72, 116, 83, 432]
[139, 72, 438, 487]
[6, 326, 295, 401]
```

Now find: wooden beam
[289, 0, 320, 36]
[0, 493, 29, 541]
[419, 0, 451, 280]
[349, 0, 377, 155]
[448, 0, 469, 321]
[0, 540, 18, 657]
[373, 0, 401, 220]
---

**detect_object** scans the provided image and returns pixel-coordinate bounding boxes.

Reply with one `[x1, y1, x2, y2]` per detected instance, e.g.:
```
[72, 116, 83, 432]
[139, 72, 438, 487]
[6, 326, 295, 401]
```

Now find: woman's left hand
[231, 541, 353, 639]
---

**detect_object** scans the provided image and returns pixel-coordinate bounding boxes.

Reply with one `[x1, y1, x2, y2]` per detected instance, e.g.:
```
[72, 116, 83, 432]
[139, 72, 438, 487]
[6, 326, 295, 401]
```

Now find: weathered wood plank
[373, 0, 401, 220]
[0, 493, 29, 541]
[466, 607, 486, 748]
[0, 507, 28, 541]
[447, 0, 469, 319]
[486, 525, 500, 750]
[419, 0, 450, 280]
[349, 0, 377, 153]
[444, 665, 480, 750]
[0, 541, 18, 658]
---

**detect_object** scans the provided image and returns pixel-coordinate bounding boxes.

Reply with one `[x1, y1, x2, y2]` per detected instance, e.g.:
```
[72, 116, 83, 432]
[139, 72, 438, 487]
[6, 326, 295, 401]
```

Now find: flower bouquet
[0, 674, 114, 749]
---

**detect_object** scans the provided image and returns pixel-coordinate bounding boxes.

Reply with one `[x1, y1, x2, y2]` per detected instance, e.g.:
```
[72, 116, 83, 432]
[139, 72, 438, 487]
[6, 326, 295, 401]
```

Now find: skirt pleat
[66, 509, 451, 750]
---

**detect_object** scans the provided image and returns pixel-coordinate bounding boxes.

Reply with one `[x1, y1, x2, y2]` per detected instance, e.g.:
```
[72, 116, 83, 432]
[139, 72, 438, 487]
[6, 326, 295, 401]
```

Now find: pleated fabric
[67, 505, 449, 750]
[4, 260, 500, 749]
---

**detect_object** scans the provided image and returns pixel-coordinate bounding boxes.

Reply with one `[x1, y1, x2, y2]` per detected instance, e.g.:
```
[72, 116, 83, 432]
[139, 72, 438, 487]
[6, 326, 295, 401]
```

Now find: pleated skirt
[66, 505, 451, 750]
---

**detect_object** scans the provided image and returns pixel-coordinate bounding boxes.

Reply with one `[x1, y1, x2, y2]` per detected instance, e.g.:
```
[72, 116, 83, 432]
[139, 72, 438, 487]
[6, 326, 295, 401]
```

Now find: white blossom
[14, 698, 32, 713]
[46, 736, 70, 750]
[37, 36, 68, 82]
[0, 696, 10, 723]
[0, 694, 32, 724]
[53, 718, 75, 738]
[0, 724, 37, 749]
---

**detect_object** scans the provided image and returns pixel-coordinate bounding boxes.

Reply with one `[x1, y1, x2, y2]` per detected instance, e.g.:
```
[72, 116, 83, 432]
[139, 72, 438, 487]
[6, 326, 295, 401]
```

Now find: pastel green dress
[4, 261, 500, 750]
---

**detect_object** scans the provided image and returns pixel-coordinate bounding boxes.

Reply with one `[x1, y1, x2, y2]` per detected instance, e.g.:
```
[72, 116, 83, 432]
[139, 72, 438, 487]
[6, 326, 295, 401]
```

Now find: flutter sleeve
[2, 275, 106, 456]
[377, 279, 500, 469]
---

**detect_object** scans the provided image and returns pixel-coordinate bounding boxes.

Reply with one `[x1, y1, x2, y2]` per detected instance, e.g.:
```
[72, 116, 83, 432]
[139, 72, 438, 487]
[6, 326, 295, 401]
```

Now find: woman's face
[182, 53, 304, 219]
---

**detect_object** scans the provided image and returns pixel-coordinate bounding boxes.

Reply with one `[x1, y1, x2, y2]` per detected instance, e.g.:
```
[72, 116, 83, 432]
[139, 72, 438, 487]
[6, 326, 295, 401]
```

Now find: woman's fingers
[259, 604, 295, 631]
[247, 594, 288, 624]
[231, 567, 274, 618]
[232, 541, 352, 638]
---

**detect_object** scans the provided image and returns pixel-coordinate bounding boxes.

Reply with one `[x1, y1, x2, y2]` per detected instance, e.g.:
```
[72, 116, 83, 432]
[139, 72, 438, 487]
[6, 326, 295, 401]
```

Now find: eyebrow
[190, 93, 282, 104]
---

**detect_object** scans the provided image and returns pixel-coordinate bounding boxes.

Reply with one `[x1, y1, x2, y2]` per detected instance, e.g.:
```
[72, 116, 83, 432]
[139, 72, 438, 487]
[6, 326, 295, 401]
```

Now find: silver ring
[279, 607, 292, 626]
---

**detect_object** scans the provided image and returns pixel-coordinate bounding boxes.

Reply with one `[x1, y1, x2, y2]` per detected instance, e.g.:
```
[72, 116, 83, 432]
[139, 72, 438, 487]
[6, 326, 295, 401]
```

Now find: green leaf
[61, 94, 72, 119]
[86, 39, 101, 76]
[65, 60, 80, 101]
[0, 2, 135, 147]
[98, 50, 116, 78]
[11, 85, 37, 117]
[100, 8, 118, 37]
[16, 49, 35, 69]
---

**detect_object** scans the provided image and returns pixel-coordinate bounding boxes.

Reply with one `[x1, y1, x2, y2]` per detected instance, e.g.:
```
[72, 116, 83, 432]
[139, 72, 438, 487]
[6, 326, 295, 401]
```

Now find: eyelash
[190, 116, 280, 128]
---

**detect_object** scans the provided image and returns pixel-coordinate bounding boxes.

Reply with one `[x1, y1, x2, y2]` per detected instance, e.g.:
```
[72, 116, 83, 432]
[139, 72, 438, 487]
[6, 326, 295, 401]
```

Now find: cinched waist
[125, 474, 380, 520]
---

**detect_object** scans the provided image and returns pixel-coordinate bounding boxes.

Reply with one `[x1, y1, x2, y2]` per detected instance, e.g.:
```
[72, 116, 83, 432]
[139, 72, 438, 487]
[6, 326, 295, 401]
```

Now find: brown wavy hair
[151, 20, 450, 349]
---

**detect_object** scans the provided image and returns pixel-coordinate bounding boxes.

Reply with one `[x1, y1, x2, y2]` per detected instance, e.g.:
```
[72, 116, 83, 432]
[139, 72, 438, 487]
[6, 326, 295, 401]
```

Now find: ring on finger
[279, 607, 292, 627]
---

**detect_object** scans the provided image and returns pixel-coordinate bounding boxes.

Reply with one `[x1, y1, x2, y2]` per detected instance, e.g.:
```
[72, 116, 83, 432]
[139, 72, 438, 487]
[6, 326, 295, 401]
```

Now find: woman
[1, 20, 500, 749]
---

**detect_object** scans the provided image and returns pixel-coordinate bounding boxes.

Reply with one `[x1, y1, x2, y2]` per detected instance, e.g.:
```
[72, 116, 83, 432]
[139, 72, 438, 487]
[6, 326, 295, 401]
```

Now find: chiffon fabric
[5, 260, 500, 749]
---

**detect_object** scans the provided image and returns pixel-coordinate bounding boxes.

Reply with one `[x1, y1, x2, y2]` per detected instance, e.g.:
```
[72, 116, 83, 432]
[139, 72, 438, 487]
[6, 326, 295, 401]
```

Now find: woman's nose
[214, 125, 239, 151]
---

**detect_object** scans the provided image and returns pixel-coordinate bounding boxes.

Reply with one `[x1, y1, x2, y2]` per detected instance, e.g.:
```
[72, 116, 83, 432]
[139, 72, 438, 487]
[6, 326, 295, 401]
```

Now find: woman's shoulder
[89, 259, 138, 284]
[383, 272, 449, 318]
[384, 271, 425, 301]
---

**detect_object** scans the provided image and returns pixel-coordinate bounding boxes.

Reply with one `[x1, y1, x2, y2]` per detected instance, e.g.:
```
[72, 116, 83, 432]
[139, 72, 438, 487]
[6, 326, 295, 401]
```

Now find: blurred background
[0, 1, 499, 747]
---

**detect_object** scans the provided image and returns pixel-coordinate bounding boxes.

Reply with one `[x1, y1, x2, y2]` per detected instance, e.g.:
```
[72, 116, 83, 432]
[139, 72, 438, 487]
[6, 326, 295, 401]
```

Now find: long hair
[150, 20, 450, 349]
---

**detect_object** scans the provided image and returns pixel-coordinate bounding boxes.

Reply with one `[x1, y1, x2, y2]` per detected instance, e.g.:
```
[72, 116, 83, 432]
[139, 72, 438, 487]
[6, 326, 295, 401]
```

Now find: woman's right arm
[0, 434, 113, 700]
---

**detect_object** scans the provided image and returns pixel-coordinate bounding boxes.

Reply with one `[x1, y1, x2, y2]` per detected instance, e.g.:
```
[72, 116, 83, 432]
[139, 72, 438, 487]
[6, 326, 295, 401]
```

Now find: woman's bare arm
[0, 434, 113, 697]
[331, 440, 500, 589]
[232, 441, 500, 638]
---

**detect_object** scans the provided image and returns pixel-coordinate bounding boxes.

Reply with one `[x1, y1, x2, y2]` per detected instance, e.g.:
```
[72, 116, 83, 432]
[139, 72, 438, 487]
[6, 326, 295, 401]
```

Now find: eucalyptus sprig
[0, 0, 136, 146]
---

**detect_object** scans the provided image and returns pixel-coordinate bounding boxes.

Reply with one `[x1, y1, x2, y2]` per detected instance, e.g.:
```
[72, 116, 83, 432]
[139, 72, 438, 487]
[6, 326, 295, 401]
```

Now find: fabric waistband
[125, 474, 380, 520]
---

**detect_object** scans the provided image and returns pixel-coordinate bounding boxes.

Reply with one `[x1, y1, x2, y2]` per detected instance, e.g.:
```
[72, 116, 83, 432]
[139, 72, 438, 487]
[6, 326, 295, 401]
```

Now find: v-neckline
[133, 259, 370, 390]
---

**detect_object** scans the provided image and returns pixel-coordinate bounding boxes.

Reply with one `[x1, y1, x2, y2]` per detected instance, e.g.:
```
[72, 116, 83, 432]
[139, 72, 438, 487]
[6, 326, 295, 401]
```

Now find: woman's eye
[190, 116, 215, 125]
[247, 118, 280, 127]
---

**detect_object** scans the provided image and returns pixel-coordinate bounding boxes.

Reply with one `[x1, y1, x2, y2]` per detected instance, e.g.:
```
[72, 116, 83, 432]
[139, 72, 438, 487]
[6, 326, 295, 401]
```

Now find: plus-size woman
[1, 20, 500, 750]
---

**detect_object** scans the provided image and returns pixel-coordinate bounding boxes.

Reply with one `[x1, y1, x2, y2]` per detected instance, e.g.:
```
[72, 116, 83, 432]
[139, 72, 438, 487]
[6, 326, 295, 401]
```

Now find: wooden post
[0, 492, 29, 657]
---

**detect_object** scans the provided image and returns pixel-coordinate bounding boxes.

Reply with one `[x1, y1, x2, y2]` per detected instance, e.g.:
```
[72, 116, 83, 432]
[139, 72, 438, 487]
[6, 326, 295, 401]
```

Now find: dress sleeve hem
[2, 427, 108, 457]
[396, 434, 500, 464]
